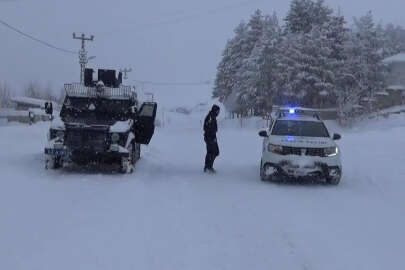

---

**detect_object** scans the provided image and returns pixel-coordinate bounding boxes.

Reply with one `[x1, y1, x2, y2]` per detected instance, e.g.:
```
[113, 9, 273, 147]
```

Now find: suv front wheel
[326, 176, 341, 185]
[260, 161, 281, 183]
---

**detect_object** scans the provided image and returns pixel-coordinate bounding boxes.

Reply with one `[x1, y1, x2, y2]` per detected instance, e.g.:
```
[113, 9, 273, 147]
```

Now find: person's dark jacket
[204, 111, 218, 142]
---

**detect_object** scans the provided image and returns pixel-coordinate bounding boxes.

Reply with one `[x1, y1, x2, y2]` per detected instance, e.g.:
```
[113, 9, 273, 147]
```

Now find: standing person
[28, 111, 35, 125]
[204, 105, 220, 173]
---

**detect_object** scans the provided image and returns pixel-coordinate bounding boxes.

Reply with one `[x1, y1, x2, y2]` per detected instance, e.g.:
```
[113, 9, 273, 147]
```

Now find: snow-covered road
[1, 114, 405, 270]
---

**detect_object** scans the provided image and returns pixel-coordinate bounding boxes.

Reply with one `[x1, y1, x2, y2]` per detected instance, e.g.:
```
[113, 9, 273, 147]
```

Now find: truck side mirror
[333, 133, 341, 140]
[130, 106, 138, 119]
[259, 130, 268, 137]
[45, 102, 53, 115]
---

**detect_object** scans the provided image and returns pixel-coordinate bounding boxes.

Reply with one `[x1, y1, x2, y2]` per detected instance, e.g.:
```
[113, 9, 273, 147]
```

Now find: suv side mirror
[333, 133, 341, 140]
[259, 130, 268, 137]
[45, 102, 53, 115]
[130, 106, 138, 118]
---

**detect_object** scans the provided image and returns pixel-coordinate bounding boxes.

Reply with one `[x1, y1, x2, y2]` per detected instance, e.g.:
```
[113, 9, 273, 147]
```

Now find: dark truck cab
[44, 68, 157, 173]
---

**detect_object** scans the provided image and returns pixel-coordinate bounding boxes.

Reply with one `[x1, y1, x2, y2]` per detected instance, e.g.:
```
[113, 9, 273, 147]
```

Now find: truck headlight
[56, 130, 64, 139]
[324, 146, 339, 157]
[49, 129, 64, 140]
[268, 144, 283, 154]
[111, 133, 120, 143]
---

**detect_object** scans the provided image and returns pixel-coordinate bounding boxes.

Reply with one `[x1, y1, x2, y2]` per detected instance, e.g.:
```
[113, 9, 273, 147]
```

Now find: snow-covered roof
[10, 96, 49, 107]
[361, 97, 377, 102]
[383, 53, 405, 64]
[28, 108, 49, 116]
[387, 85, 405, 91]
[319, 90, 329, 96]
[375, 91, 390, 96]
[0, 109, 29, 117]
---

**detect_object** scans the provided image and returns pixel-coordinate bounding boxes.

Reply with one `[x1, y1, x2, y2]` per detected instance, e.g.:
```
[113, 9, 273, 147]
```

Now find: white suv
[259, 108, 342, 185]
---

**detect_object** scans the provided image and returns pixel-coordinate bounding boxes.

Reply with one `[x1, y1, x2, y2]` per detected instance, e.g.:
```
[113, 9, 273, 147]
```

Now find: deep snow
[1, 110, 405, 270]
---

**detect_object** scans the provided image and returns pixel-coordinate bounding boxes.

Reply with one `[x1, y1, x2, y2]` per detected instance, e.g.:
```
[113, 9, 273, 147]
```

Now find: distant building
[381, 53, 405, 108]
[0, 97, 58, 124]
[11, 96, 47, 111]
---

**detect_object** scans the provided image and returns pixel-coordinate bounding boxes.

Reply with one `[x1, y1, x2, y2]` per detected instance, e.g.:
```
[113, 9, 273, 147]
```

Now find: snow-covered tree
[276, 26, 338, 107]
[214, 3, 390, 122]
[381, 24, 405, 57]
[213, 22, 249, 103]
[254, 14, 282, 113]
[0, 82, 12, 108]
[353, 11, 386, 112]
[332, 33, 364, 125]
[285, 0, 333, 34]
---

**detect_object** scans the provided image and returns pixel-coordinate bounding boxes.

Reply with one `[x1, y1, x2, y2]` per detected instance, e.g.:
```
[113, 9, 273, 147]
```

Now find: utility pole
[145, 92, 154, 102]
[120, 68, 133, 80]
[73, 33, 94, 84]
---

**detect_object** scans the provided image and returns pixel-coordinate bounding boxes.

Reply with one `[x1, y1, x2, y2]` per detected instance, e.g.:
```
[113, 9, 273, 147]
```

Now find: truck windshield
[60, 97, 133, 122]
[271, 120, 330, 137]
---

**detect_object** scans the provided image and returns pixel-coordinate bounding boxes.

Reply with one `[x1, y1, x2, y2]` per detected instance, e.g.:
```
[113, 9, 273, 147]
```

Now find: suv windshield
[60, 97, 133, 123]
[271, 120, 330, 137]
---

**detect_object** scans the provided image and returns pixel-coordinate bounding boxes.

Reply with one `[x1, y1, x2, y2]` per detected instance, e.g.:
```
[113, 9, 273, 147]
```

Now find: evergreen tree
[236, 10, 266, 114]
[333, 31, 364, 124]
[213, 22, 249, 104]
[353, 11, 386, 112]
[0, 82, 12, 108]
[277, 26, 337, 107]
[238, 13, 281, 115]
[381, 24, 405, 57]
[285, 0, 332, 34]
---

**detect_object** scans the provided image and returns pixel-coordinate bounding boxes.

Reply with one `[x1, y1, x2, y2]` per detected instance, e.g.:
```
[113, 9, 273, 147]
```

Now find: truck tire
[45, 156, 62, 170]
[121, 141, 136, 174]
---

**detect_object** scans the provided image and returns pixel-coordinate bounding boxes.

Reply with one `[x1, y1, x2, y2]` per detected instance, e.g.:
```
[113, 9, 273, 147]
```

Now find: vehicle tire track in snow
[281, 231, 313, 270]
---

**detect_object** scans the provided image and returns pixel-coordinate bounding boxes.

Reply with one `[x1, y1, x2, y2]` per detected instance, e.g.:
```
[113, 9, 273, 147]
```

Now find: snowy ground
[1, 109, 405, 270]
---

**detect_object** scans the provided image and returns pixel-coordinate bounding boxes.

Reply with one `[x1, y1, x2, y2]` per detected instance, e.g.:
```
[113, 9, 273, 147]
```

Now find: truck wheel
[45, 156, 61, 170]
[134, 143, 141, 162]
[120, 157, 133, 174]
[121, 142, 135, 174]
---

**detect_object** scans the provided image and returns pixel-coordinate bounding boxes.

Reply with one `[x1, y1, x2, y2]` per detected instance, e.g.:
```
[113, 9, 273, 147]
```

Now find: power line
[134, 79, 212, 86]
[99, 0, 265, 36]
[0, 18, 215, 86]
[0, 18, 77, 54]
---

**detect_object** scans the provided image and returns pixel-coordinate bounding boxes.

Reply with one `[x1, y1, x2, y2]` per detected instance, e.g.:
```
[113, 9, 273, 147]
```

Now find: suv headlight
[268, 144, 283, 154]
[324, 146, 339, 157]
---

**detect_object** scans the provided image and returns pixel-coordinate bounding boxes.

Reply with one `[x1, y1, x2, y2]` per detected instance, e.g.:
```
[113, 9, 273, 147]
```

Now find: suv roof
[275, 108, 322, 122]
[277, 114, 322, 122]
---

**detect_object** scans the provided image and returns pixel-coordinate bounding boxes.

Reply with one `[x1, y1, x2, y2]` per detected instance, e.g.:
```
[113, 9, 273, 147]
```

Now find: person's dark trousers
[205, 138, 219, 169]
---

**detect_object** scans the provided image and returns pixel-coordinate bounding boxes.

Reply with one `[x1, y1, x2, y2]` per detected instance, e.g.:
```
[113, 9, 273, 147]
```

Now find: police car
[259, 108, 342, 185]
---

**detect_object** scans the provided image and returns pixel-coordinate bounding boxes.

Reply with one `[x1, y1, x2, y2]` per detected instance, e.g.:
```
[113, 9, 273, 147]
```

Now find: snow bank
[1, 109, 405, 270]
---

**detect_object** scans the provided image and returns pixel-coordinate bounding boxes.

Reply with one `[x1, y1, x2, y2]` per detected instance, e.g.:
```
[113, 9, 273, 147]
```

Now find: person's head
[211, 105, 220, 117]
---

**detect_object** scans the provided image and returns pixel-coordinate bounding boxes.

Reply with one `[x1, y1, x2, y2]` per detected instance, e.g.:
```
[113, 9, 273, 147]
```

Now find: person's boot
[207, 168, 216, 174]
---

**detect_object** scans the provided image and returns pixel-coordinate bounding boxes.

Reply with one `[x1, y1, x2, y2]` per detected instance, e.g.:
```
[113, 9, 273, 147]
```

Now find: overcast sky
[1, 0, 404, 105]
